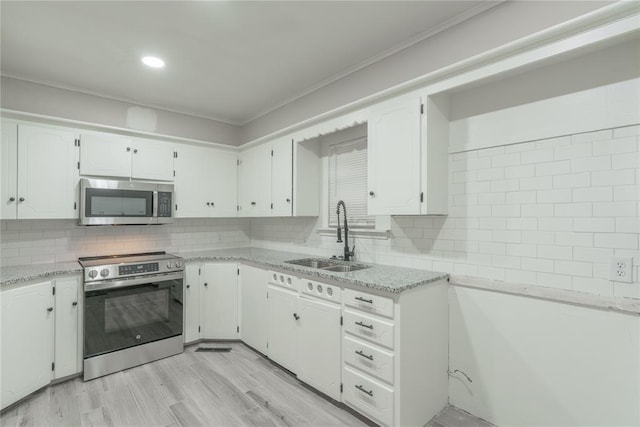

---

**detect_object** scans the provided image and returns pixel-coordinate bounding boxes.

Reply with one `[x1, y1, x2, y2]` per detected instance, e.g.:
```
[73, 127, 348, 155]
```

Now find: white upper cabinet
[79, 132, 174, 181]
[238, 142, 272, 217]
[79, 132, 132, 178]
[1, 121, 18, 219]
[174, 144, 238, 218]
[238, 137, 319, 218]
[367, 94, 448, 216]
[130, 138, 175, 181]
[271, 137, 293, 216]
[16, 124, 79, 219]
[367, 96, 422, 215]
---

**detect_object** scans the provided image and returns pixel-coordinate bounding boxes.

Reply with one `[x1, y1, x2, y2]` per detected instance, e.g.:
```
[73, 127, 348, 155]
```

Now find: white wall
[240, 1, 612, 143]
[0, 77, 240, 145]
[449, 285, 640, 426]
[0, 218, 250, 266]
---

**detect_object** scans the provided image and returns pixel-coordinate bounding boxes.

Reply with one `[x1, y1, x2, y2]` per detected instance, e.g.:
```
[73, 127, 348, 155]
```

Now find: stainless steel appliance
[79, 178, 174, 225]
[79, 252, 184, 381]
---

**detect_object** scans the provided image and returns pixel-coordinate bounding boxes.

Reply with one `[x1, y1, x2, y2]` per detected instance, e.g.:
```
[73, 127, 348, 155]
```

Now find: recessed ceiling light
[142, 56, 165, 68]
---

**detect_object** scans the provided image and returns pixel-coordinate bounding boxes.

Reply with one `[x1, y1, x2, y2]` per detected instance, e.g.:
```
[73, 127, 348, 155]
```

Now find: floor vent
[195, 347, 232, 353]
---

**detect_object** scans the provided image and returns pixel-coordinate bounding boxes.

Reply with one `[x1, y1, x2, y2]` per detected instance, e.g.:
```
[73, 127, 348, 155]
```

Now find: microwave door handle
[152, 190, 158, 220]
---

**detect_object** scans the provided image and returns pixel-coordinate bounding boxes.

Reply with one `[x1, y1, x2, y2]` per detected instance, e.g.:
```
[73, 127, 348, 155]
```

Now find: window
[328, 137, 374, 228]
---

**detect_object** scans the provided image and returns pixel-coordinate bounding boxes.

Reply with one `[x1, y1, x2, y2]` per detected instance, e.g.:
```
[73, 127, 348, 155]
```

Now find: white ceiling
[1, 1, 495, 125]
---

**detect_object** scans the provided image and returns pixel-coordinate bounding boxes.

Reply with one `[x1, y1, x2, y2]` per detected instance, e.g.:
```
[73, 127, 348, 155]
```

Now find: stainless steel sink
[285, 259, 337, 269]
[322, 264, 369, 273]
[284, 258, 370, 273]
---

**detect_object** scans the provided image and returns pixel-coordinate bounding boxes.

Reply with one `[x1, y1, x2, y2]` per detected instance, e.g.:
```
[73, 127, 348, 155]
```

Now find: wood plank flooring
[1, 342, 492, 427]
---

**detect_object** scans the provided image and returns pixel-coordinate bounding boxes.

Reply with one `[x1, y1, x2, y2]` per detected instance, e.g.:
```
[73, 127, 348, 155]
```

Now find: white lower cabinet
[1, 280, 55, 410]
[296, 295, 342, 401]
[201, 263, 239, 339]
[342, 281, 449, 426]
[54, 276, 82, 379]
[267, 284, 299, 373]
[239, 264, 269, 354]
[183, 262, 239, 342]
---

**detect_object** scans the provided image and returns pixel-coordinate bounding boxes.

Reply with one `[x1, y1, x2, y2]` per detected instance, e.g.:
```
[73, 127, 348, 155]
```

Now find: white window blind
[328, 137, 373, 227]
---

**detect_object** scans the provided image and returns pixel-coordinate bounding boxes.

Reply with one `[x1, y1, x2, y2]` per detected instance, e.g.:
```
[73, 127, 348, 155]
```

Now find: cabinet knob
[210, 202, 214, 207]
[19, 197, 25, 202]
[126, 147, 131, 152]
[251, 202, 256, 206]
[186, 285, 190, 289]
[47, 307, 53, 312]
[204, 283, 208, 287]
[133, 149, 138, 154]
[369, 191, 375, 197]
[286, 198, 291, 203]
[293, 313, 300, 320]
[8, 197, 15, 202]
[206, 202, 210, 206]
[72, 301, 78, 307]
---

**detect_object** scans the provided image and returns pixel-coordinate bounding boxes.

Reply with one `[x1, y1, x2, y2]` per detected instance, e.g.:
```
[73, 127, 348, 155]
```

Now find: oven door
[84, 273, 183, 359]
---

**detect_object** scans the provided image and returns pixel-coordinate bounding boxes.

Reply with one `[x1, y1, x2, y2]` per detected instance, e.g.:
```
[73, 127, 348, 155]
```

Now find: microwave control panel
[157, 192, 172, 217]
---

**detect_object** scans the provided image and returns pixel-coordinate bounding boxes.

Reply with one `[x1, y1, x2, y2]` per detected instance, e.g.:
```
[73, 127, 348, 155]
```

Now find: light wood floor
[1, 342, 491, 427]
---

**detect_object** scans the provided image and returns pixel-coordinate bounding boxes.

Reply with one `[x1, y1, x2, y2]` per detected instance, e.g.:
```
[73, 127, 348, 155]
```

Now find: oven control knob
[100, 269, 109, 278]
[166, 263, 172, 269]
[175, 261, 181, 268]
[88, 270, 98, 279]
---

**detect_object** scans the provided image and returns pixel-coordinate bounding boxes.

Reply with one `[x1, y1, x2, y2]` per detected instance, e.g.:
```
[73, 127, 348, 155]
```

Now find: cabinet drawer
[343, 335, 394, 385]
[344, 288, 393, 318]
[343, 366, 394, 427]
[343, 310, 394, 350]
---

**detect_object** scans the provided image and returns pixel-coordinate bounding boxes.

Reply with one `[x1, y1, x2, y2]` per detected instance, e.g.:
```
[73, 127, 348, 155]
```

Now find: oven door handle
[84, 272, 183, 292]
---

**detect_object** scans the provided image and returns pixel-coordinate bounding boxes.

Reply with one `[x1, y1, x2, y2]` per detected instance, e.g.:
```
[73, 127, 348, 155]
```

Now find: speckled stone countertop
[1, 247, 448, 294]
[1, 261, 82, 287]
[181, 247, 448, 294]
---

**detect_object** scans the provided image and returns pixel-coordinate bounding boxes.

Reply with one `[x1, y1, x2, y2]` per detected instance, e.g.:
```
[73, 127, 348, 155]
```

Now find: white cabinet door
[54, 276, 81, 379]
[79, 132, 132, 178]
[267, 286, 298, 373]
[1, 281, 55, 409]
[131, 138, 174, 182]
[239, 264, 268, 354]
[271, 137, 292, 217]
[201, 263, 239, 339]
[297, 296, 342, 401]
[238, 143, 271, 217]
[17, 124, 79, 219]
[184, 264, 201, 343]
[209, 150, 238, 217]
[174, 145, 214, 217]
[367, 96, 422, 215]
[1, 121, 18, 219]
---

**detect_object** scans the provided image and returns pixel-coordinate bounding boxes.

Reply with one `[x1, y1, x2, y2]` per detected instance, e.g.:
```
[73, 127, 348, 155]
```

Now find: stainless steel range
[79, 252, 184, 381]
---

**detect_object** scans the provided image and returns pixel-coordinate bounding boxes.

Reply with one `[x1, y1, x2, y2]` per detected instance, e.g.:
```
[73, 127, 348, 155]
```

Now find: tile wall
[251, 125, 640, 299]
[0, 218, 251, 266]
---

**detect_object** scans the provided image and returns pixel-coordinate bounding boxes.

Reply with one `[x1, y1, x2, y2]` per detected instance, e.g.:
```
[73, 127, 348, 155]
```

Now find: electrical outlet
[609, 257, 633, 283]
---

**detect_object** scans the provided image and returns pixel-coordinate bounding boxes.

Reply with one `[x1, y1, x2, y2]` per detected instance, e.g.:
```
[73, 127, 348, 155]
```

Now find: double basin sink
[285, 258, 370, 273]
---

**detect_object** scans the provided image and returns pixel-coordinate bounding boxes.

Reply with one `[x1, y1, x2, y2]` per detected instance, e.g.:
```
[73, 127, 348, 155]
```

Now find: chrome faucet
[336, 200, 355, 261]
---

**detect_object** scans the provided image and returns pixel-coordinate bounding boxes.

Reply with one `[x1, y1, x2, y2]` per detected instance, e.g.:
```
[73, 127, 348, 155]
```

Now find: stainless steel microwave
[79, 178, 174, 225]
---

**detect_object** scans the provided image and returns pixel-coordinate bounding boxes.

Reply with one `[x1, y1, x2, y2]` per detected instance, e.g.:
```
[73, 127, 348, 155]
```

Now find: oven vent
[195, 347, 232, 353]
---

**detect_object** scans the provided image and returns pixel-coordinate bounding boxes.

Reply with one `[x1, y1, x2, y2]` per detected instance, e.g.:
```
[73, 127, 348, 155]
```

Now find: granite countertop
[1, 247, 448, 294]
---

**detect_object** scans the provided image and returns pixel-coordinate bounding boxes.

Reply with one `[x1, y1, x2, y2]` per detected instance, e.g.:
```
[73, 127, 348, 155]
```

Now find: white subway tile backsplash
[572, 186, 613, 202]
[554, 260, 592, 277]
[572, 129, 612, 144]
[593, 201, 637, 217]
[520, 176, 553, 191]
[553, 172, 591, 188]
[554, 143, 592, 160]
[592, 136, 637, 155]
[505, 190, 537, 205]
[538, 217, 573, 231]
[535, 160, 571, 176]
[573, 218, 615, 233]
[591, 169, 635, 186]
[554, 202, 592, 217]
[504, 164, 535, 179]
[613, 125, 640, 138]
[594, 233, 638, 249]
[571, 156, 611, 172]
[521, 149, 554, 165]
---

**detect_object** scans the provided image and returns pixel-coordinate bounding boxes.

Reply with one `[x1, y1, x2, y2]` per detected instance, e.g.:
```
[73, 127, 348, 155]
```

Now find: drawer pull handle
[355, 296, 373, 304]
[355, 350, 374, 361]
[355, 321, 374, 330]
[355, 384, 373, 396]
